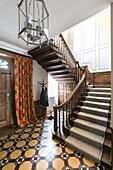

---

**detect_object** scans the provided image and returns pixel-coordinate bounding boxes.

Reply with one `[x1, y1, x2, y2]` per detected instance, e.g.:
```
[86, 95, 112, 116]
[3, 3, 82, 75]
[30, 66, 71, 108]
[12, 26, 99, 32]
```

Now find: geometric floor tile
[0, 118, 98, 170]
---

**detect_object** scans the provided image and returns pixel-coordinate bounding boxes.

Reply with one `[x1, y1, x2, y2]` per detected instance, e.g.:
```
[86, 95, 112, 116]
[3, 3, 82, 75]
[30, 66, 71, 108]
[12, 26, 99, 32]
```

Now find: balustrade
[53, 64, 87, 133]
[52, 34, 76, 69]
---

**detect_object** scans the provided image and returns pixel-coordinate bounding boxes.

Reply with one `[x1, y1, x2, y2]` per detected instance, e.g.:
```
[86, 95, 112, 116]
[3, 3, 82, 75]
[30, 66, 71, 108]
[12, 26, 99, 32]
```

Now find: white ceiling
[0, 0, 112, 52]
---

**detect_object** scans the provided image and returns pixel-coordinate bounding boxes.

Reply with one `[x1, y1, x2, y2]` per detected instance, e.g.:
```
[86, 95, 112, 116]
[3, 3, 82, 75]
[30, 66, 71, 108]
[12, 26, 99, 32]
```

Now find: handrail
[59, 34, 76, 64]
[53, 64, 87, 132]
[54, 70, 86, 109]
[76, 61, 84, 71]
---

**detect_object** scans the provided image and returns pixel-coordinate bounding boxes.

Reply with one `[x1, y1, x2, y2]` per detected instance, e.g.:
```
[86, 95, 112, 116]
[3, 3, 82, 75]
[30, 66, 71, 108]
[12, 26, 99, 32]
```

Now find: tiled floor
[0, 118, 98, 170]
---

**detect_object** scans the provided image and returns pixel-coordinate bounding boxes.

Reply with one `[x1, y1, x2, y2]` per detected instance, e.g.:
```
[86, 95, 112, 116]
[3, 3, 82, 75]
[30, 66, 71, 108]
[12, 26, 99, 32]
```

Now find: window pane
[0, 60, 8, 69]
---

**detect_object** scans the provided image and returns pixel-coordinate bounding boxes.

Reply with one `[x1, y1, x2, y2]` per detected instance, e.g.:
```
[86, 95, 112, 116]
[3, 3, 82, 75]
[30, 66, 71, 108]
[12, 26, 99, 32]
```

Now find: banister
[59, 34, 76, 64]
[76, 61, 84, 71]
[53, 68, 86, 109]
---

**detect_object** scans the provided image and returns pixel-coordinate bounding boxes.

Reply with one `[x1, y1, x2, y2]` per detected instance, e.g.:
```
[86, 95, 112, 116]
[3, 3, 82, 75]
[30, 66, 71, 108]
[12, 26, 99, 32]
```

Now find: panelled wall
[58, 82, 75, 105]
[63, 7, 111, 73]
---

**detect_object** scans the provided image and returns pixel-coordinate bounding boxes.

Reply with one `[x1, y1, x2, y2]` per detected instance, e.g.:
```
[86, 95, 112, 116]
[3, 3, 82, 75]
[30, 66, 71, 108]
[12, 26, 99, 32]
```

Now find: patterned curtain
[15, 55, 37, 127]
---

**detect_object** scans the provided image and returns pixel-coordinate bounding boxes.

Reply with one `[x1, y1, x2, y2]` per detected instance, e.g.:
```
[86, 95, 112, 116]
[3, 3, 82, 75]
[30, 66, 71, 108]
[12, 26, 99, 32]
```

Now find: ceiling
[0, 0, 112, 53]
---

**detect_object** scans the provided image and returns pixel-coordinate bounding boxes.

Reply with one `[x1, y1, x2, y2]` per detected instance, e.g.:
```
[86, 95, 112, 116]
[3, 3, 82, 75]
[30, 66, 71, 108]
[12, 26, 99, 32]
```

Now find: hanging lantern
[18, 0, 49, 46]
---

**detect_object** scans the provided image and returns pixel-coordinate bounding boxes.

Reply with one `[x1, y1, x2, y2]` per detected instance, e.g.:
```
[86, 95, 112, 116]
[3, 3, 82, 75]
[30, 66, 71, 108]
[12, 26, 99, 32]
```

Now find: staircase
[65, 86, 111, 168]
[28, 33, 112, 169]
[29, 34, 77, 82]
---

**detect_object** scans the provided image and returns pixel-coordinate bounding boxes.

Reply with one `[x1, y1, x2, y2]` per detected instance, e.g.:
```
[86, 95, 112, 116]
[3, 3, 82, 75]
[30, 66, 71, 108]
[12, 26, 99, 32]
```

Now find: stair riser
[78, 115, 107, 126]
[69, 119, 74, 126]
[83, 103, 109, 110]
[65, 141, 101, 164]
[108, 113, 111, 119]
[86, 97, 110, 104]
[89, 89, 111, 93]
[72, 113, 78, 118]
[78, 101, 84, 106]
[81, 108, 108, 118]
[88, 93, 111, 98]
[82, 93, 88, 97]
[88, 85, 93, 88]
[74, 122, 105, 136]
[105, 133, 112, 140]
[76, 107, 81, 112]
[107, 121, 110, 128]
[103, 145, 111, 152]
[70, 131, 103, 149]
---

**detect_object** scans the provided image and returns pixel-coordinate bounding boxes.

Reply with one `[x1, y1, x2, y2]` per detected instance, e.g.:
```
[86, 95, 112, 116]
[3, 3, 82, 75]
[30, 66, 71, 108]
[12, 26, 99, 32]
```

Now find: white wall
[47, 74, 58, 112]
[33, 60, 48, 101]
[63, 7, 111, 73]
[111, 3, 113, 128]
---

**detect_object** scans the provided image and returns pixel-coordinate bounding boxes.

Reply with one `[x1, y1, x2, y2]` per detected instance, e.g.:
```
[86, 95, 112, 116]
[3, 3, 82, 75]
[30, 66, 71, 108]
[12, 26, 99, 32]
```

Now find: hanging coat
[45, 87, 49, 107]
[40, 87, 46, 106]
[40, 87, 49, 107]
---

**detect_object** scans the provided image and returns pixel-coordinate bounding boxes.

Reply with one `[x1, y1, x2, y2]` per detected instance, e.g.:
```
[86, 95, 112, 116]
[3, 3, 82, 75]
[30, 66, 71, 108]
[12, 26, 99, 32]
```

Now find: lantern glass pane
[18, 0, 49, 45]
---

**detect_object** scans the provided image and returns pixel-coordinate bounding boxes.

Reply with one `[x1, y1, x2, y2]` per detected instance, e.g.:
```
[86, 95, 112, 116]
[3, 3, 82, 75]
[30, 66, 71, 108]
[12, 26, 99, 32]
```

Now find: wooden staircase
[29, 34, 112, 169]
[29, 34, 77, 82]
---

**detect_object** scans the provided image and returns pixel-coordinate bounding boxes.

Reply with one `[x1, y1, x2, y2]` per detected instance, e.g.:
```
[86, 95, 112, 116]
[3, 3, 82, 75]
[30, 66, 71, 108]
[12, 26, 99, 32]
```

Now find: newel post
[53, 107, 57, 132]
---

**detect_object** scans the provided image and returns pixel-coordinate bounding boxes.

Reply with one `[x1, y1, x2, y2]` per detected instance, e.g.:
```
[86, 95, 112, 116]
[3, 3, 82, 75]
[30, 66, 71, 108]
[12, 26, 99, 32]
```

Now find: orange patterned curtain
[15, 55, 37, 127]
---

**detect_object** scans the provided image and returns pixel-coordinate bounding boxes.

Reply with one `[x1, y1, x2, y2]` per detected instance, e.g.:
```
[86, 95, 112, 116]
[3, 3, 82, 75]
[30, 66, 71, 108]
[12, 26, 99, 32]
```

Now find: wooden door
[0, 57, 12, 127]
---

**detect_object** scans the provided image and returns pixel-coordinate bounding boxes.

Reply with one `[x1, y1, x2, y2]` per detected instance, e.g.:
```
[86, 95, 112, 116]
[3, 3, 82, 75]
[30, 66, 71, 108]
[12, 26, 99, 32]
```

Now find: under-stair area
[65, 86, 111, 169]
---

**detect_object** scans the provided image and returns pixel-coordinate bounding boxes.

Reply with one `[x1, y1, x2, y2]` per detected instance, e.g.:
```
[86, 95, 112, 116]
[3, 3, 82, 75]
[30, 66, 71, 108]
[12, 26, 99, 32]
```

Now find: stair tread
[81, 106, 109, 114]
[104, 138, 112, 148]
[78, 112, 108, 122]
[101, 151, 111, 166]
[88, 92, 111, 95]
[84, 101, 110, 106]
[65, 136, 102, 163]
[70, 127, 104, 144]
[106, 128, 112, 134]
[89, 88, 111, 91]
[86, 96, 111, 101]
[74, 119, 106, 132]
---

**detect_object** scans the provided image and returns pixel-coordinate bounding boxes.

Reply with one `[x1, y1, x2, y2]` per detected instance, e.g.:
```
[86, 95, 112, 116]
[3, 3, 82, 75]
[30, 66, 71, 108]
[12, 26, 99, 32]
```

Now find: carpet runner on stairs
[65, 86, 111, 164]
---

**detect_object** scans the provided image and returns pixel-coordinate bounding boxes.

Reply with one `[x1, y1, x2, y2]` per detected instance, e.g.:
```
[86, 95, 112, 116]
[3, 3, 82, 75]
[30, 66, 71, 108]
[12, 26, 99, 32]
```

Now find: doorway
[0, 56, 15, 128]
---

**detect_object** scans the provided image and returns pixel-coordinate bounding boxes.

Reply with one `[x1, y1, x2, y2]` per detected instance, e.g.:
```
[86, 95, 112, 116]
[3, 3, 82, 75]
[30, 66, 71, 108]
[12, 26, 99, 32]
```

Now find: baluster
[67, 52, 69, 65]
[54, 107, 57, 132]
[62, 44, 65, 58]
[59, 109, 60, 132]
[61, 42, 64, 55]
[72, 95, 74, 108]
[80, 69, 81, 79]
[64, 45, 66, 58]
[78, 67, 79, 83]
[55, 36, 57, 46]
[66, 104, 68, 126]
[63, 107, 64, 130]
[53, 37, 55, 45]
[59, 37, 62, 52]
[55, 36, 58, 47]
[69, 101, 71, 123]
[68, 102, 70, 124]
[58, 36, 60, 51]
